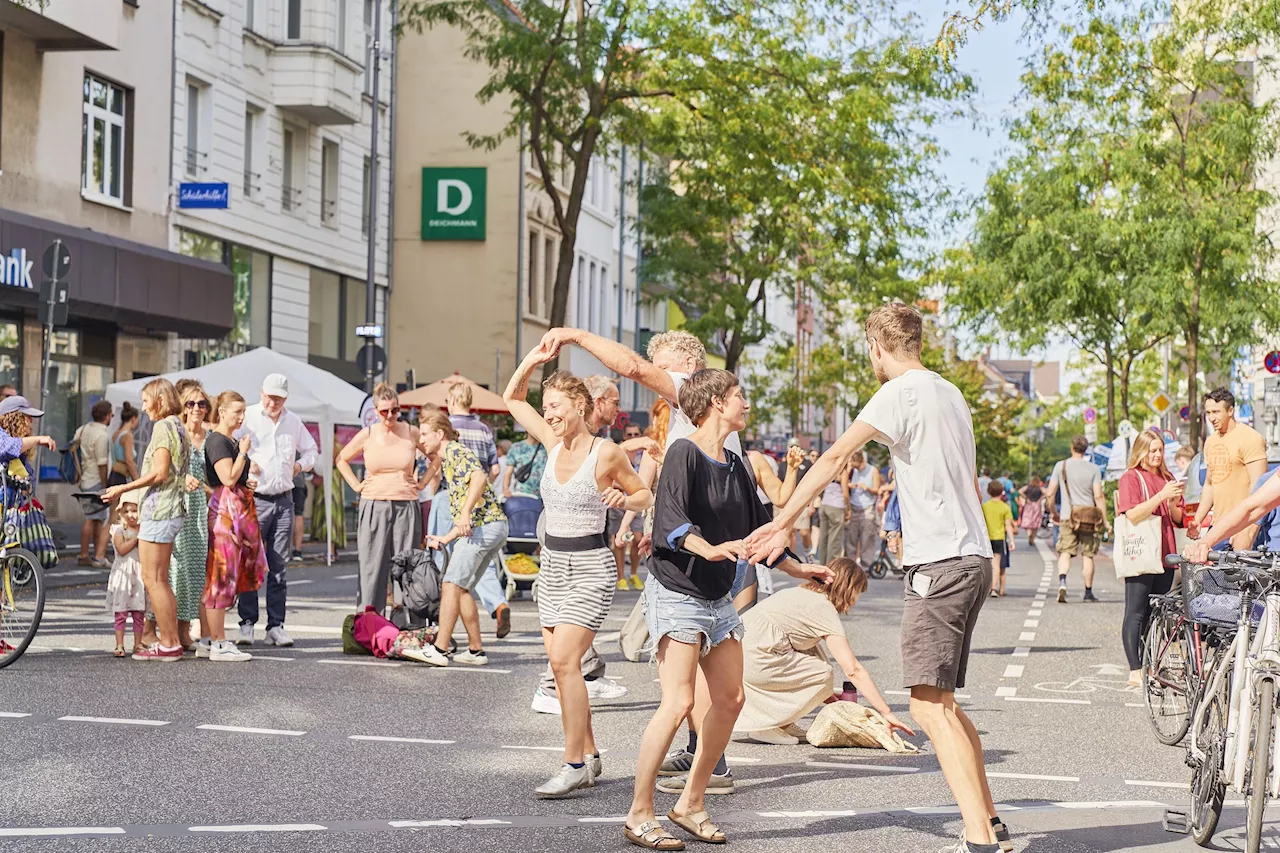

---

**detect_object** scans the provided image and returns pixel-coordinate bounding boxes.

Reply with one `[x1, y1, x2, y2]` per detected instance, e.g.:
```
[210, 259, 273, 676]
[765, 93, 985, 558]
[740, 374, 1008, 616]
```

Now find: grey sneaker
[535, 763, 594, 799]
[236, 623, 254, 646]
[655, 770, 734, 795]
[659, 749, 694, 777]
[264, 626, 294, 647]
[589, 754, 603, 779]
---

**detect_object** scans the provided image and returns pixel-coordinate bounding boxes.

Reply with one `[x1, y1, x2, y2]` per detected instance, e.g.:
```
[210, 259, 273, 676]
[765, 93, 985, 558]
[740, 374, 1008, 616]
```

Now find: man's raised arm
[540, 328, 678, 403]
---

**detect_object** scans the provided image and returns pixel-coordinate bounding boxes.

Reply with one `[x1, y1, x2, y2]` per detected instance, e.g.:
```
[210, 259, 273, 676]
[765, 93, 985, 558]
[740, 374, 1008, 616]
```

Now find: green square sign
[421, 167, 487, 241]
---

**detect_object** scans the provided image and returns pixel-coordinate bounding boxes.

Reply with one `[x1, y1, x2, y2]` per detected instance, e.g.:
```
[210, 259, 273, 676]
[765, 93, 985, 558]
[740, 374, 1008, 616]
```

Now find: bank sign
[421, 167, 486, 241]
[0, 248, 34, 290]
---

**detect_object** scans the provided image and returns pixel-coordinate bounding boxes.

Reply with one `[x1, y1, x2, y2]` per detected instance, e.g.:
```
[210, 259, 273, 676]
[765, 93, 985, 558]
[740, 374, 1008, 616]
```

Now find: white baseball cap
[262, 373, 289, 398]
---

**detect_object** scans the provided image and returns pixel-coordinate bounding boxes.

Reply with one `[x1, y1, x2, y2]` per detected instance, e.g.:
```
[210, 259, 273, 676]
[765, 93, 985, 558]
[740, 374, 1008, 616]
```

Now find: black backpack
[389, 548, 446, 628]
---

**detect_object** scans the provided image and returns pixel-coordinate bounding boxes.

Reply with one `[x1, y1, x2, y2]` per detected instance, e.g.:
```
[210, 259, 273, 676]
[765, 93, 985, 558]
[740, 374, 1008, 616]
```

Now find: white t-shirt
[664, 370, 743, 458]
[855, 369, 991, 567]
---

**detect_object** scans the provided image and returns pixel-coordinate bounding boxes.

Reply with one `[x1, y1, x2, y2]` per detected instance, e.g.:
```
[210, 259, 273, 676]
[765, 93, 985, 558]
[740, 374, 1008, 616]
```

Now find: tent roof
[399, 373, 509, 413]
[104, 347, 366, 425]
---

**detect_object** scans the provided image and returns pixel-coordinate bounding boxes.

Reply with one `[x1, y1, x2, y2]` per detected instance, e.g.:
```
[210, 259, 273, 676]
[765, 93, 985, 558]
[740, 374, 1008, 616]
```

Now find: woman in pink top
[337, 383, 421, 609]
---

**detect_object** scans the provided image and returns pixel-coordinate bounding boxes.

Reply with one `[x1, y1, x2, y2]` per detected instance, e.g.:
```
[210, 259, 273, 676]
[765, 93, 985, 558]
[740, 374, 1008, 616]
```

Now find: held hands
[745, 522, 791, 565]
[795, 562, 834, 585]
[293, 463, 302, 478]
[537, 328, 578, 358]
[246, 477, 259, 492]
[704, 539, 745, 562]
[1184, 539, 1212, 564]
[601, 487, 628, 510]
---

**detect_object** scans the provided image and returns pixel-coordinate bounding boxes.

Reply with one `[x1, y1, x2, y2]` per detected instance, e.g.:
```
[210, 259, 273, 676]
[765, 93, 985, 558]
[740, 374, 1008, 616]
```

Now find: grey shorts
[78, 494, 109, 522]
[442, 520, 508, 591]
[901, 554, 993, 691]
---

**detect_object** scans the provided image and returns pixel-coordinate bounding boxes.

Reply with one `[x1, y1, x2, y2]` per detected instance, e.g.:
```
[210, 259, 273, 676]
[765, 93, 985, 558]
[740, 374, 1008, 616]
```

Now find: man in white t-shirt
[746, 304, 1007, 853]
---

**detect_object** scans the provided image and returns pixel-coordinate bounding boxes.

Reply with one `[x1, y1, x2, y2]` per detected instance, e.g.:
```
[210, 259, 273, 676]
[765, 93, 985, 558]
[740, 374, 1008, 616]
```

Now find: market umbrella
[399, 373, 510, 414]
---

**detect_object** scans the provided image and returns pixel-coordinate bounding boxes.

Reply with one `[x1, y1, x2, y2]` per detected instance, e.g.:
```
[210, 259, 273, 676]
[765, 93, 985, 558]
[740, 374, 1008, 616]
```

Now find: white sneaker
[589, 753, 603, 779]
[586, 678, 628, 701]
[236, 624, 254, 646]
[531, 687, 561, 715]
[535, 762, 594, 799]
[194, 639, 212, 659]
[264, 626, 294, 647]
[209, 640, 252, 662]
[400, 645, 449, 667]
[748, 727, 800, 745]
[453, 649, 488, 666]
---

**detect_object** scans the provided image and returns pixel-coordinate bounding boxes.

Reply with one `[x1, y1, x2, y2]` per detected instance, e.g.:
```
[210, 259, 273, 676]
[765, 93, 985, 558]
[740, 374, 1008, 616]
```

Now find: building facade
[170, 0, 391, 384]
[0, 0, 233, 461]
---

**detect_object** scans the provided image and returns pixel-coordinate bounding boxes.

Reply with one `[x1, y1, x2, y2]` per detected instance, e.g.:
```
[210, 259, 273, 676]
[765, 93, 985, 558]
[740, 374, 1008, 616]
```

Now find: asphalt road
[0, 540, 1272, 852]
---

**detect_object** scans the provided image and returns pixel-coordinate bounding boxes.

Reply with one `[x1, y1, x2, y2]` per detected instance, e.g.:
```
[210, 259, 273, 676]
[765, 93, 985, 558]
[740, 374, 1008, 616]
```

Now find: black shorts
[292, 483, 307, 516]
[990, 539, 1010, 570]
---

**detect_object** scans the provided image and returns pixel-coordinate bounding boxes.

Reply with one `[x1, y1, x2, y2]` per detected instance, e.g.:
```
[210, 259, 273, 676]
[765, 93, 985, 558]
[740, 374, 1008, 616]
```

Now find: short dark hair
[987, 480, 1005, 498]
[1071, 435, 1088, 454]
[91, 400, 113, 423]
[1205, 387, 1235, 409]
[678, 369, 739, 425]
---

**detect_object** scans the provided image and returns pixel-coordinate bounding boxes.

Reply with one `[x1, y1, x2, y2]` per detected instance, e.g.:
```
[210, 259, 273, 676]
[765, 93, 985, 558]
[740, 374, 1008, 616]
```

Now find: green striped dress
[169, 440, 208, 622]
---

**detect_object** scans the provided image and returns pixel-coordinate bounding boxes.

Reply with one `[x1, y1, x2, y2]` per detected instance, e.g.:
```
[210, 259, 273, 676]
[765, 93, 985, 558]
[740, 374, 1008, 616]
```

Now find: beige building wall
[391, 22, 561, 392]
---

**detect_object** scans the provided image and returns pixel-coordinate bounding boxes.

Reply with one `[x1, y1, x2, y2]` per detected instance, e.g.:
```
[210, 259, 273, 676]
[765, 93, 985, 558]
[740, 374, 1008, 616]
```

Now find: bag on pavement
[1114, 473, 1165, 579]
[342, 614, 373, 656]
[389, 548, 446, 629]
[353, 606, 401, 658]
[806, 702, 919, 753]
[619, 596, 649, 662]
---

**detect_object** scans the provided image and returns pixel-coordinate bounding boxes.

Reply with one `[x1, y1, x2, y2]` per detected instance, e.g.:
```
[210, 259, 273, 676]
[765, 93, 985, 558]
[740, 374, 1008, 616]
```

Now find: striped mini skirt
[536, 544, 617, 632]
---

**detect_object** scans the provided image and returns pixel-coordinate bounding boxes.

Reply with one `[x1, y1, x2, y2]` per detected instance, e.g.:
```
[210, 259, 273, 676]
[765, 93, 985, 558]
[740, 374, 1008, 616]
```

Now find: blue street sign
[178, 182, 229, 209]
[1240, 403, 1254, 421]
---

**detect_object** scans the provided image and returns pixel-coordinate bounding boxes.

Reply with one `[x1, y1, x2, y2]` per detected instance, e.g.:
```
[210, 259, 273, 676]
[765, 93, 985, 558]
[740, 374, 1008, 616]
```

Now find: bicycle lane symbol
[1034, 664, 1140, 696]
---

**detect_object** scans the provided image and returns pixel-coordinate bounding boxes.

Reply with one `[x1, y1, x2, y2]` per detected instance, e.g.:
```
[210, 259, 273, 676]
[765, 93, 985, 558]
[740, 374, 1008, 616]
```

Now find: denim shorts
[730, 560, 757, 598]
[139, 516, 184, 544]
[643, 579, 743, 658]
[443, 520, 508, 591]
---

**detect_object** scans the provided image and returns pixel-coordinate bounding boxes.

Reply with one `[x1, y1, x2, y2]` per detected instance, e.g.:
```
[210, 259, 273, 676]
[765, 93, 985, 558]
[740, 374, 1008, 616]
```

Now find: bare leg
[910, 686, 996, 845]
[955, 704, 998, 818]
[139, 541, 179, 647]
[434, 582, 464, 653]
[612, 543, 625, 581]
[731, 582, 758, 613]
[627, 636, 700, 829]
[178, 620, 194, 648]
[629, 541, 641, 580]
[78, 517, 93, 560]
[546, 625, 600, 764]
[94, 520, 109, 561]
[1057, 550, 1070, 579]
[1082, 555, 1096, 589]
[673, 637, 744, 819]
[197, 602, 209, 640]
[457, 591, 484, 651]
[206, 607, 228, 642]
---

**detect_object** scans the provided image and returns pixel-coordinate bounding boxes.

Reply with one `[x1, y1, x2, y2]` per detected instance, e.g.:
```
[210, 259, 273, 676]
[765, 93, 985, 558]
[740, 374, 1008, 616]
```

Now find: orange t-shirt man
[1202, 421, 1267, 522]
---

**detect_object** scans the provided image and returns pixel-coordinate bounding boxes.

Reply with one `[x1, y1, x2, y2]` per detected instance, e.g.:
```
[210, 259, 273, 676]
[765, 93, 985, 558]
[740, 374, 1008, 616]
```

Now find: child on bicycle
[107, 491, 146, 658]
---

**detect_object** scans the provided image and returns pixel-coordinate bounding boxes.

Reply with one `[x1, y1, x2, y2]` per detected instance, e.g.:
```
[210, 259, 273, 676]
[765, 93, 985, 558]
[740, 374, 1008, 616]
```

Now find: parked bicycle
[0, 473, 45, 668]
[1142, 587, 1207, 746]
[1166, 551, 1280, 853]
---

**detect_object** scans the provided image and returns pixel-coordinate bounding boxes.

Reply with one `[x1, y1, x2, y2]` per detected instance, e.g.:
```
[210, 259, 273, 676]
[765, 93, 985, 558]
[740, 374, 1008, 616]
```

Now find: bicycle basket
[1182, 563, 1263, 628]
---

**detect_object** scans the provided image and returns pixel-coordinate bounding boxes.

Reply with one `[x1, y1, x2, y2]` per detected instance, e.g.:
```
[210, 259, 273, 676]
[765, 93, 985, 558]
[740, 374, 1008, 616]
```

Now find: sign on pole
[1084, 422, 1098, 443]
[1148, 391, 1174, 417]
[1083, 406, 1097, 425]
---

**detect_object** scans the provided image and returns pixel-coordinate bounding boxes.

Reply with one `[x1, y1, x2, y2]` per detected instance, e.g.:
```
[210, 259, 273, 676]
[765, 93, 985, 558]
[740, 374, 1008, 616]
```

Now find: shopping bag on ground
[342, 614, 373, 656]
[353, 606, 401, 658]
[807, 702, 918, 753]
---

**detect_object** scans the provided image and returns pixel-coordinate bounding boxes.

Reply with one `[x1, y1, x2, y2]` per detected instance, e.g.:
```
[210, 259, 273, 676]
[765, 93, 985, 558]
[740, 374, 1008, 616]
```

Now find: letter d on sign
[438, 179, 472, 216]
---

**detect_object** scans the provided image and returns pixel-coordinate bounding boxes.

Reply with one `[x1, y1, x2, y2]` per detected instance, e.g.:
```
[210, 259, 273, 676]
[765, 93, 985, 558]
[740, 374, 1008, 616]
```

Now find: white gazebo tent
[104, 347, 366, 564]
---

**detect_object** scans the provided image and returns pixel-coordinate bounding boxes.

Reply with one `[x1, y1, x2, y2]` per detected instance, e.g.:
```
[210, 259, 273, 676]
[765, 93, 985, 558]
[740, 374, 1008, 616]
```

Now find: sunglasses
[185, 400, 211, 411]
[625, 431, 641, 437]
[378, 406, 401, 418]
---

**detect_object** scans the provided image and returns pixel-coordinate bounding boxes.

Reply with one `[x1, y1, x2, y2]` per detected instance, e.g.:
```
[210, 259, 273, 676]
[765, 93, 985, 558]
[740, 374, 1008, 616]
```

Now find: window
[185, 83, 201, 175]
[282, 125, 302, 213]
[0, 317, 20, 393]
[0, 34, 5, 170]
[44, 329, 115, 451]
[82, 73, 129, 205]
[575, 258, 585, 328]
[361, 155, 371, 237]
[336, 0, 347, 52]
[588, 262, 597, 334]
[320, 139, 339, 226]
[600, 265, 609, 333]
[231, 246, 271, 347]
[243, 107, 259, 198]
[286, 0, 302, 39]
[362, 0, 376, 94]
[344, 279, 367, 358]
[309, 269, 342, 359]
[245, 0, 256, 31]
[527, 230, 539, 315]
[543, 235, 554, 320]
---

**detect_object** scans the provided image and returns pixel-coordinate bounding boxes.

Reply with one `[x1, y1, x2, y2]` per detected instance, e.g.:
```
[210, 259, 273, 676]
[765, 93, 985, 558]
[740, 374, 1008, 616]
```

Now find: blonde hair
[584, 375, 617, 401]
[542, 370, 595, 421]
[646, 330, 707, 370]
[373, 382, 398, 404]
[865, 303, 923, 358]
[446, 382, 472, 409]
[647, 398, 671, 449]
[212, 390, 245, 426]
[141, 378, 182, 419]
[0, 412, 33, 469]
[803, 557, 869, 614]
[419, 409, 459, 441]
[1127, 429, 1172, 480]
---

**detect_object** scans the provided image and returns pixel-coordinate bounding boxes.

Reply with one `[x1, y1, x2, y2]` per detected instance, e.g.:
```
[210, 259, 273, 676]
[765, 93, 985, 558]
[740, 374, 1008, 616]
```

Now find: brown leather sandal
[667, 809, 727, 844]
[624, 820, 686, 850]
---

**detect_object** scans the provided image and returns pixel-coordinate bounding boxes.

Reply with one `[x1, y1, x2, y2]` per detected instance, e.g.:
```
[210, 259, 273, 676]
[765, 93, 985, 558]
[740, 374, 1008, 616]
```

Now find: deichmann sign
[421, 167, 486, 241]
[0, 248, 35, 290]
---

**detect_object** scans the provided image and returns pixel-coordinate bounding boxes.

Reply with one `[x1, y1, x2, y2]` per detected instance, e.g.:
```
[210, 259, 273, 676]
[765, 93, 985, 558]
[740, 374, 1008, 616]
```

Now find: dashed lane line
[190, 824, 326, 833]
[349, 735, 456, 745]
[195, 724, 307, 736]
[58, 716, 170, 727]
[996, 687, 1018, 698]
[1005, 696, 1090, 706]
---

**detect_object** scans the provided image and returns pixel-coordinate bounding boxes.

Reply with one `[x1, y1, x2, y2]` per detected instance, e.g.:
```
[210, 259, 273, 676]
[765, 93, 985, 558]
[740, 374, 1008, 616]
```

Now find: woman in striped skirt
[504, 347, 652, 800]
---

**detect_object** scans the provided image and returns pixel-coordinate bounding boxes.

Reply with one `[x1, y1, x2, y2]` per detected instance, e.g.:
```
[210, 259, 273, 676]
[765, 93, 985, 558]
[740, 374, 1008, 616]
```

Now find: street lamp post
[361, 0, 384, 394]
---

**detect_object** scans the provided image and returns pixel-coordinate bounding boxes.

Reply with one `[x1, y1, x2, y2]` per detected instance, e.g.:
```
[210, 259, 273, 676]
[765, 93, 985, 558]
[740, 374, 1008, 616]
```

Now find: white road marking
[390, 819, 511, 828]
[578, 817, 627, 824]
[1019, 632, 1036, 642]
[335, 574, 357, 580]
[1003, 665, 1025, 678]
[904, 806, 960, 815]
[196, 724, 306, 736]
[0, 712, 31, 718]
[758, 810, 860, 818]
[887, 689, 971, 699]
[1125, 702, 1145, 708]
[805, 761, 919, 774]
[349, 735, 456, 745]
[1006, 696, 1091, 706]
[317, 659, 401, 668]
[58, 716, 169, 727]
[250, 655, 296, 661]
[1125, 779, 1187, 789]
[192, 819, 330, 824]
[501, 745, 563, 752]
[996, 687, 1018, 698]
[0, 827, 125, 837]
[1051, 800, 1166, 809]
[989, 771, 1081, 782]
[289, 579, 313, 586]
[1024, 620, 1039, 628]
[726, 756, 763, 764]
[436, 667, 515, 674]
[273, 625, 343, 636]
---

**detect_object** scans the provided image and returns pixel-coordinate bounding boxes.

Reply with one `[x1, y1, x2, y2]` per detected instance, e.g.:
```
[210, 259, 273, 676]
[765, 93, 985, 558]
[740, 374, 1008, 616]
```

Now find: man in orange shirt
[1194, 388, 1268, 549]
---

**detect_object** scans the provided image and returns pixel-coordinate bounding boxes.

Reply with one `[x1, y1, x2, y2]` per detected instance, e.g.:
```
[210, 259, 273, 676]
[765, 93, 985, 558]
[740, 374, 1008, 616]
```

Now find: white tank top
[540, 438, 607, 538]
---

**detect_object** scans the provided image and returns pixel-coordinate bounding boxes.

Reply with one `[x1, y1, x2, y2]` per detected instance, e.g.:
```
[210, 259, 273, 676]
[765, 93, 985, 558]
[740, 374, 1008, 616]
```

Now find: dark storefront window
[44, 328, 115, 450]
[179, 229, 271, 353]
[0, 317, 20, 391]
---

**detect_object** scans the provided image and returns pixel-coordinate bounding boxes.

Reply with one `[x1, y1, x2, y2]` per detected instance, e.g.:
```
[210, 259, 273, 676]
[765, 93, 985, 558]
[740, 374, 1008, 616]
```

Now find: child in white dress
[107, 494, 147, 657]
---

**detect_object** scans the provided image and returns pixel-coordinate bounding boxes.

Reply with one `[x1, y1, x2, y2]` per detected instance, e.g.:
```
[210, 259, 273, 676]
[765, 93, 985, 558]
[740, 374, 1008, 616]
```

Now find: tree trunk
[1120, 356, 1132, 423]
[1104, 341, 1117, 439]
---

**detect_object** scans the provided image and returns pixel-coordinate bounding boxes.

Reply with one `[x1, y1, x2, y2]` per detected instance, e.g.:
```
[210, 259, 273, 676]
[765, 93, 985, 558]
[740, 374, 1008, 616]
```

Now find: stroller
[499, 495, 542, 600]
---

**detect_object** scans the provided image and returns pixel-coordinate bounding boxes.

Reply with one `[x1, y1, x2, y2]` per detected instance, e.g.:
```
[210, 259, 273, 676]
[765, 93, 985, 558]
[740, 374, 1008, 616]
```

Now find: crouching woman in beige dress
[735, 557, 915, 744]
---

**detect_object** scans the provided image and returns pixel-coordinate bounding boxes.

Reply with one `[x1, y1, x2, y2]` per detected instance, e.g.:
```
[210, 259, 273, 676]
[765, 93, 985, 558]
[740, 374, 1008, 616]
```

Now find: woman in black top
[624, 370, 828, 851]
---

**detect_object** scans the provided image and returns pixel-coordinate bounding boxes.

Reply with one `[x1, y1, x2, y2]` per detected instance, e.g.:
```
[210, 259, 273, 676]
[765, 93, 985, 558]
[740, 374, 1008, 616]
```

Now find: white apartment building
[170, 0, 391, 383]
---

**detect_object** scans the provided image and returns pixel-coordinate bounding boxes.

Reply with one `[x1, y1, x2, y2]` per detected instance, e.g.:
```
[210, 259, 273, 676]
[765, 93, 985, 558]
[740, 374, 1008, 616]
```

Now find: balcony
[270, 43, 363, 125]
[0, 0, 117, 51]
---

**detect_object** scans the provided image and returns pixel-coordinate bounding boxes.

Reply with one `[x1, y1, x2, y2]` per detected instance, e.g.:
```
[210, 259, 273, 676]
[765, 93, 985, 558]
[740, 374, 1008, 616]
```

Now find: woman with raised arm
[504, 347, 652, 799]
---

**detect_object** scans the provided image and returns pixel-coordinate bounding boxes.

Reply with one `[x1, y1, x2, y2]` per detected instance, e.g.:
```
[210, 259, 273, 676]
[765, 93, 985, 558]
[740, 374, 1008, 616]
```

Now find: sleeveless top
[849, 463, 878, 509]
[360, 424, 419, 501]
[540, 438, 606, 538]
[112, 431, 128, 463]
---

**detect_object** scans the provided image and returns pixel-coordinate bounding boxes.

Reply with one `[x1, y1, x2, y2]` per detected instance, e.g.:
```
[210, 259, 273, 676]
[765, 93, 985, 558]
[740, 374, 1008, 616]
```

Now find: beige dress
[735, 586, 846, 732]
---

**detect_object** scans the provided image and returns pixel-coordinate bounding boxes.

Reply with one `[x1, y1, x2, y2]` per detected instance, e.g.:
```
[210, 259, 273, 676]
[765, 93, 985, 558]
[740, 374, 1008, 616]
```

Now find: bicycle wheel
[1144, 607, 1193, 745]
[1247, 678, 1275, 853]
[0, 548, 44, 668]
[868, 558, 888, 580]
[1191, 678, 1228, 846]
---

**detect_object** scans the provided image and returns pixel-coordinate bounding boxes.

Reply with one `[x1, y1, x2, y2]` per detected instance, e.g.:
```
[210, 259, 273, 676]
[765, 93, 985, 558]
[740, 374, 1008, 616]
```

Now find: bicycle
[0, 484, 46, 668]
[1142, 589, 1206, 746]
[866, 535, 903, 580]
[1167, 551, 1280, 852]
